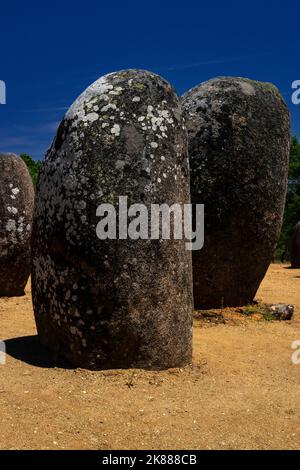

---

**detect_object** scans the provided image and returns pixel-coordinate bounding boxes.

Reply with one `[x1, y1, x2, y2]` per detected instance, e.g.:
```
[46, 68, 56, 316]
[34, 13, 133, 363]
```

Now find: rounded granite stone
[182, 77, 290, 308]
[290, 222, 300, 268]
[32, 69, 193, 370]
[0, 153, 34, 296]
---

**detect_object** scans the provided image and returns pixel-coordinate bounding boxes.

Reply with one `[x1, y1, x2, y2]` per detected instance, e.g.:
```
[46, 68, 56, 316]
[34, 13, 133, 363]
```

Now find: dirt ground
[0, 264, 299, 450]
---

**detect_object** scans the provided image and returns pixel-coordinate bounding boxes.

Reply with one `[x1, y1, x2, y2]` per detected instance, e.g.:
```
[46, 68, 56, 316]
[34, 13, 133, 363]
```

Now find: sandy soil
[0, 264, 299, 450]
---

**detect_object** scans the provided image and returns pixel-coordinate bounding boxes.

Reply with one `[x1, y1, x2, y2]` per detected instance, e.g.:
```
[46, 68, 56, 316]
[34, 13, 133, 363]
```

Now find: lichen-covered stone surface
[182, 77, 290, 308]
[0, 153, 34, 296]
[32, 69, 193, 370]
[290, 222, 300, 268]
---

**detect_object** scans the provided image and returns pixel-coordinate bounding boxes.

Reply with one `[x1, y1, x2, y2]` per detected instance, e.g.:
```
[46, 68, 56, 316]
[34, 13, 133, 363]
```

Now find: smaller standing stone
[182, 77, 290, 308]
[290, 222, 300, 268]
[0, 153, 34, 296]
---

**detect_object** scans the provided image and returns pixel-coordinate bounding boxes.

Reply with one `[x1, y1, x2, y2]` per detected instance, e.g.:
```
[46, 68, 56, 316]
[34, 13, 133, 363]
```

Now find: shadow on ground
[4, 335, 74, 369]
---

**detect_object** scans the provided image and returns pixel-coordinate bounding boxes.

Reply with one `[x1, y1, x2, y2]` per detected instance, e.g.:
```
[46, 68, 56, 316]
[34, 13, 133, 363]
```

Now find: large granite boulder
[182, 77, 290, 308]
[290, 221, 300, 268]
[32, 69, 193, 370]
[0, 153, 34, 296]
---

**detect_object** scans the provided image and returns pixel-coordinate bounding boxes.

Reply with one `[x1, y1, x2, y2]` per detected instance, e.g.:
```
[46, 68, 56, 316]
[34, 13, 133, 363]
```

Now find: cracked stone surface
[182, 77, 290, 308]
[32, 69, 193, 370]
[0, 153, 34, 296]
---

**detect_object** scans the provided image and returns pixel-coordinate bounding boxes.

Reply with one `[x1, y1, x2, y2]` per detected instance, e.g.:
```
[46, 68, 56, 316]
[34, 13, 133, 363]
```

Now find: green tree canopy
[276, 136, 300, 259]
[20, 153, 42, 189]
[289, 136, 300, 179]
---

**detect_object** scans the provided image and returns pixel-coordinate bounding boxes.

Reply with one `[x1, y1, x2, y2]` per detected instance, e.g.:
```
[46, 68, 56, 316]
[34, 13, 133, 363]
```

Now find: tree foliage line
[275, 137, 300, 260]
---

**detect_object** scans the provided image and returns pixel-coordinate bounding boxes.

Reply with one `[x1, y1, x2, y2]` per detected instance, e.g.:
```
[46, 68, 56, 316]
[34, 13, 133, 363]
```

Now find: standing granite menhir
[0, 153, 34, 296]
[182, 77, 290, 309]
[290, 222, 300, 268]
[32, 69, 193, 370]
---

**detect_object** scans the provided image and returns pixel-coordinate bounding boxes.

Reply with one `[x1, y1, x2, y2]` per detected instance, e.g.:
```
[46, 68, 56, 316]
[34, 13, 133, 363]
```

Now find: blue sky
[0, 0, 299, 160]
